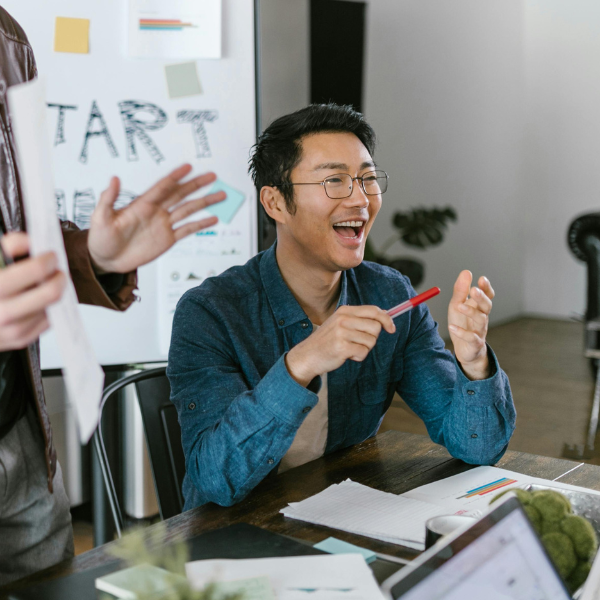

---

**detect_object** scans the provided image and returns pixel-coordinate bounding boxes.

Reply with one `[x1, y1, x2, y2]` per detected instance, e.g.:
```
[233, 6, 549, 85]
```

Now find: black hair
[249, 103, 376, 217]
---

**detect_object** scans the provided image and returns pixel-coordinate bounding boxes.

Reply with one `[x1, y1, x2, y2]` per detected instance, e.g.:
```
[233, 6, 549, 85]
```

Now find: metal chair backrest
[93, 367, 184, 537]
[134, 370, 185, 519]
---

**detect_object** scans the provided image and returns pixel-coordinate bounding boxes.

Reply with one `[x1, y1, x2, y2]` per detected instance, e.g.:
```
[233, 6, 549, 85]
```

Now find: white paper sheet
[128, 0, 221, 59]
[185, 554, 385, 600]
[7, 77, 104, 443]
[281, 480, 454, 551]
[400, 465, 600, 515]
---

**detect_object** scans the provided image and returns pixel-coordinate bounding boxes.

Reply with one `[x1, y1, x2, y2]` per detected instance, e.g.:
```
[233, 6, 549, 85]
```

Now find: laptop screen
[387, 498, 571, 600]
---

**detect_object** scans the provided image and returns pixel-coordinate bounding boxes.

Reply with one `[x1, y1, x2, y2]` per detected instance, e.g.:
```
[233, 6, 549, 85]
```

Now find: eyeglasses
[274, 170, 389, 200]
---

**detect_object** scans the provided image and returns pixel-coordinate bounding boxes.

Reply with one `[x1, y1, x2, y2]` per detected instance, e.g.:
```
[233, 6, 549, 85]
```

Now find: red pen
[387, 286, 441, 319]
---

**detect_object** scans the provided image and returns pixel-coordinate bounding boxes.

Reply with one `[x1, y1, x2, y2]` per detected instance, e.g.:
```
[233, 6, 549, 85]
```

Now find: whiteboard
[2, 0, 258, 368]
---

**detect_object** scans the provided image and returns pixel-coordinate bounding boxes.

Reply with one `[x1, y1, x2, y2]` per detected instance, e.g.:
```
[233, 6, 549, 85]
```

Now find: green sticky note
[165, 62, 202, 99]
[206, 180, 246, 224]
[210, 576, 275, 600]
[314, 537, 377, 564]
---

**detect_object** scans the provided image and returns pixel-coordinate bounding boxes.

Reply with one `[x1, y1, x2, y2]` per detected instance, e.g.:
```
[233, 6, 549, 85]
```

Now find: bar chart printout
[457, 477, 518, 499]
[128, 0, 222, 58]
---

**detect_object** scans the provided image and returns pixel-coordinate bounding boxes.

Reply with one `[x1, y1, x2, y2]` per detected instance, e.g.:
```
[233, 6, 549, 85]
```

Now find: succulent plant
[491, 489, 598, 591]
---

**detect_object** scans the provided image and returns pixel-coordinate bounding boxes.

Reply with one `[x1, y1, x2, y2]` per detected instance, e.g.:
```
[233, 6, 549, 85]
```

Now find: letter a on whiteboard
[7, 77, 104, 444]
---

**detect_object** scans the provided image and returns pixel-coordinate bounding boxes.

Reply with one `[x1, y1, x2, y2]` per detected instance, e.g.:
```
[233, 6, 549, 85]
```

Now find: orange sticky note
[54, 17, 89, 54]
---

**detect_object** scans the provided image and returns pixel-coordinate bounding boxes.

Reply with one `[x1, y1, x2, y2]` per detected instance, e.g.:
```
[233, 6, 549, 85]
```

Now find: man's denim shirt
[168, 243, 516, 511]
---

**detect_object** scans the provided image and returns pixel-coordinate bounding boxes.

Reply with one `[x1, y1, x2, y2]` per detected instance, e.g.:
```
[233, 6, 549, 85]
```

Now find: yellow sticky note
[54, 17, 89, 54]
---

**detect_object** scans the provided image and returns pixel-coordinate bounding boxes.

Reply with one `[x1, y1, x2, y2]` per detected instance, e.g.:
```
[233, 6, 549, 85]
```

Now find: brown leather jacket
[0, 8, 137, 491]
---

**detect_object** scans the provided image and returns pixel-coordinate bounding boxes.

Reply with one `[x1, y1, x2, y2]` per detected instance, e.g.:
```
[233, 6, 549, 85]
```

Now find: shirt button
[302, 406, 311, 414]
[467, 390, 475, 396]
[471, 433, 478, 439]
[301, 322, 309, 329]
[267, 458, 275, 465]
[279, 319, 285, 326]
[188, 402, 196, 410]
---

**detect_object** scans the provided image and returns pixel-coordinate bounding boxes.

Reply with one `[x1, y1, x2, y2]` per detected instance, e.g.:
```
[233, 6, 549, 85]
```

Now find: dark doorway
[310, 0, 367, 112]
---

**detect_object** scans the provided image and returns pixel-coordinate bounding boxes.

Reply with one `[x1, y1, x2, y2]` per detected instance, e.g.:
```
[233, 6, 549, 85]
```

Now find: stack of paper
[280, 479, 449, 550]
[185, 554, 386, 600]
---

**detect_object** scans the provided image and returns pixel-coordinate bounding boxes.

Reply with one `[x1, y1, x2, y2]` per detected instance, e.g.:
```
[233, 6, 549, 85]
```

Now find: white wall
[260, 0, 598, 327]
[363, 0, 526, 333]
[522, 0, 600, 318]
[259, 0, 310, 128]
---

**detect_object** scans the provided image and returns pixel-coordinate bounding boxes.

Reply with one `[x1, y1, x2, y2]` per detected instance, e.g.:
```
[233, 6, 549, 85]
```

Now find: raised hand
[87, 165, 226, 274]
[0, 233, 65, 351]
[448, 270, 494, 380]
[285, 305, 396, 387]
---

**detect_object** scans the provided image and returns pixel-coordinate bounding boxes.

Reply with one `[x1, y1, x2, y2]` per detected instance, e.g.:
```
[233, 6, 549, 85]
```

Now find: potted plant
[365, 206, 457, 288]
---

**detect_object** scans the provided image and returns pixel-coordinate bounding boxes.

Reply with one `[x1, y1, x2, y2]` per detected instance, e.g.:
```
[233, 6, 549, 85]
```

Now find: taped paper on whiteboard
[128, 0, 221, 59]
[7, 77, 104, 444]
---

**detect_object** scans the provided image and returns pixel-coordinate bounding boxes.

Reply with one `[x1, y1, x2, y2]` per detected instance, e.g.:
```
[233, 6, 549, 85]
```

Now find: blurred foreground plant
[104, 523, 242, 600]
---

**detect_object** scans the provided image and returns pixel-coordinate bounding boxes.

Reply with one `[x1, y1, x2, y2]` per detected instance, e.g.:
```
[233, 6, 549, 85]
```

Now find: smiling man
[167, 103, 516, 509]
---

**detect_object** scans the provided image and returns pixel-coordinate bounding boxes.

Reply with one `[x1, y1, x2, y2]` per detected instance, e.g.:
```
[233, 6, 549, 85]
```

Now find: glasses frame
[273, 169, 389, 200]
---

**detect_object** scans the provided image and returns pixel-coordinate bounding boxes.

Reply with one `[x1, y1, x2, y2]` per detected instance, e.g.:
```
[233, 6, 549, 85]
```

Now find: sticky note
[54, 17, 90, 54]
[206, 180, 246, 224]
[165, 62, 202, 99]
[314, 537, 377, 564]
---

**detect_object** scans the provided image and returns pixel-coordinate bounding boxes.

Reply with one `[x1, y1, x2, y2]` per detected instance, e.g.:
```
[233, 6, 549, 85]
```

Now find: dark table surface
[2, 430, 596, 596]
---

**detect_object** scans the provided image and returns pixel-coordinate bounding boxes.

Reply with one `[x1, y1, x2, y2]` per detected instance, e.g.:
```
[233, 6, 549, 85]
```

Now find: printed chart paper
[7, 78, 104, 443]
[129, 0, 221, 59]
[401, 465, 600, 515]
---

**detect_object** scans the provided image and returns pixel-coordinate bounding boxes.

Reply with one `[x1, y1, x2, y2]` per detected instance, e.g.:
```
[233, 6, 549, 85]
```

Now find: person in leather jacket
[0, 7, 224, 585]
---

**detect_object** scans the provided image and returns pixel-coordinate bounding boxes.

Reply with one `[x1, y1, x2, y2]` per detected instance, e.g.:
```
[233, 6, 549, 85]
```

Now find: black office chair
[564, 213, 600, 459]
[93, 367, 185, 538]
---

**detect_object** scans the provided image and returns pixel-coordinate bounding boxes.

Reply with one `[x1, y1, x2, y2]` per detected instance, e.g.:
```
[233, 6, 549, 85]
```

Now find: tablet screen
[389, 499, 571, 600]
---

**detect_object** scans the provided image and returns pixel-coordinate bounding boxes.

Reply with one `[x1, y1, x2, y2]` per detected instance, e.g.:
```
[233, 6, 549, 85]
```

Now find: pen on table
[387, 287, 440, 319]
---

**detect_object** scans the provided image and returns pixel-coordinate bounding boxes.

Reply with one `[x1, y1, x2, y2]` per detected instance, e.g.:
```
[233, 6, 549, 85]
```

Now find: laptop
[381, 493, 573, 600]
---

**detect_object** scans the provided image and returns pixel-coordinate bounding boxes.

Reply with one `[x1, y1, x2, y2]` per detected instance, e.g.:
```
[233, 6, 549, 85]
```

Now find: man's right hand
[0, 233, 66, 352]
[285, 305, 396, 387]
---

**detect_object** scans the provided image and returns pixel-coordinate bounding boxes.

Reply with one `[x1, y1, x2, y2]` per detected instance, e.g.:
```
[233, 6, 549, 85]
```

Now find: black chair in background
[93, 367, 185, 543]
[565, 213, 600, 459]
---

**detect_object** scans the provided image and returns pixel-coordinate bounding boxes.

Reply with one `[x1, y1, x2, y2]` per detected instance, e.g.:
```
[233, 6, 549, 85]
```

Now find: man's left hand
[448, 270, 495, 380]
[87, 165, 226, 274]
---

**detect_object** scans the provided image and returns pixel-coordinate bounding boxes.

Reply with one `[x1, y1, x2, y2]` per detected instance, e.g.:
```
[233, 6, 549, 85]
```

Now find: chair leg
[92, 430, 124, 543]
[92, 445, 115, 546]
[563, 366, 600, 460]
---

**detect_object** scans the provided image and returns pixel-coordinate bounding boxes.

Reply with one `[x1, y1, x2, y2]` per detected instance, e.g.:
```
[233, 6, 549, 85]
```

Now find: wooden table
[2, 430, 597, 596]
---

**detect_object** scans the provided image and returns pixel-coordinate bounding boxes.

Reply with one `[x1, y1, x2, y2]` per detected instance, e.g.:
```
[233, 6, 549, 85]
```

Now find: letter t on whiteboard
[7, 77, 104, 444]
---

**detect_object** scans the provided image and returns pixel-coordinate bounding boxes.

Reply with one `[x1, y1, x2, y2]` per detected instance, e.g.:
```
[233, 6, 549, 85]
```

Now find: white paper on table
[281, 479, 452, 550]
[128, 0, 221, 59]
[401, 465, 600, 515]
[185, 554, 385, 600]
[7, 77, 104, 443]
